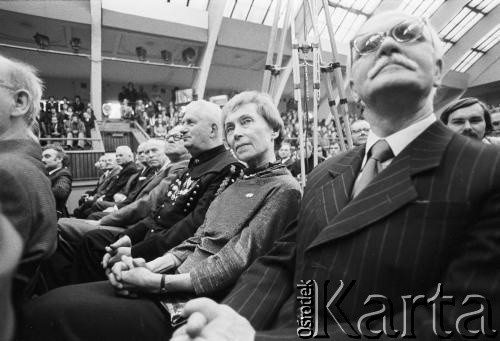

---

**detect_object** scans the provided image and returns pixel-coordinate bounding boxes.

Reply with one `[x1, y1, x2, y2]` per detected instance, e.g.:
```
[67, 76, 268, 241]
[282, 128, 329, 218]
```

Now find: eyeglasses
[351, 128, 370, 134]
[351, 19, 426, 60]
[165, 133, 183, 142]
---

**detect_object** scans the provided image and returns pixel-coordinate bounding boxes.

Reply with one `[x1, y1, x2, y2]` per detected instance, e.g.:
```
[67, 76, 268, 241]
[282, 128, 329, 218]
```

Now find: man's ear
[210, 123, 219, 138]
[11, 89, 30, 118]
[433, 59, 443, 87]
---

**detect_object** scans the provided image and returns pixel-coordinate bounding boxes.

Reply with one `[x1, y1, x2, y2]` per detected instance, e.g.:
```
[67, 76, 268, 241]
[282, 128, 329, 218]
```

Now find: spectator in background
[277, 141, 294, 170]
[137, 85, 149, 103]
[45, 95, 58, 112]
[350, 119, 370, 146]
[153, 120, 167, 138]
[73, 154, 121, 218]
[490, 110, 500, 137]
[72, 95, 85, 116]
[0, 53, 56, 308]
[440, 97, 497, 144]
[124, 82, 138, 105]
[96, 145, 138, 204]
[82, 108, 96, 148]
[134, 142, 147, 171]
[42, 144, 72, 218]
[47, 115, 65, 142]
[118, 86, 127, 103]
[121, 98, 134, 120]
[328, 141, 341, 157]
[65, 114, 85, 149]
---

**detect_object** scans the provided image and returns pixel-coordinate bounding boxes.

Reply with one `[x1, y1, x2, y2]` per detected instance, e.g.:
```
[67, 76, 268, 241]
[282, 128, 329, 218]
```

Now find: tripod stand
[263, 0, 354, 187]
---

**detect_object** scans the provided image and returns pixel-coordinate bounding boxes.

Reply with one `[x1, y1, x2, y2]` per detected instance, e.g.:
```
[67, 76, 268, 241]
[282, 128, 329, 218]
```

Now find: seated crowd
[37, 95, 96, 150]
[2, 10, 500, 340]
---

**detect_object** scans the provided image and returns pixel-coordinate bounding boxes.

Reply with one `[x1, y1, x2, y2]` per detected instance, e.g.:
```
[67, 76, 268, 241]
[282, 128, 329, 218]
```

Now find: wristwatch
[159, 274, 167, 294]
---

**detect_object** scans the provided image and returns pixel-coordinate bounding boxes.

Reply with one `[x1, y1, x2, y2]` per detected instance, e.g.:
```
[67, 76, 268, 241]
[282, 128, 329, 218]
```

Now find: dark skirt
[19, 281, 173, 341]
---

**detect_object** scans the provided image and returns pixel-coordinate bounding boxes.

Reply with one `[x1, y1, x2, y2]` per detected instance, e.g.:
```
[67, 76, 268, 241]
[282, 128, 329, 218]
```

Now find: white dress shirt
[352, 114, 436, 196]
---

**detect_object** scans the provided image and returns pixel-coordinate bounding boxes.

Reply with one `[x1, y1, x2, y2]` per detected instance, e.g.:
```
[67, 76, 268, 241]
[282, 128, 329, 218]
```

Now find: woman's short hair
[221, 91, 285, 149]
[440, 97, 492, 134]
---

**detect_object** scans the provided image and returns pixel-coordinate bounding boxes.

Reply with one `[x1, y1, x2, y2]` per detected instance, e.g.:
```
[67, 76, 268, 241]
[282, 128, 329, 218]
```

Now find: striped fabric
[223, 121, 500, 340]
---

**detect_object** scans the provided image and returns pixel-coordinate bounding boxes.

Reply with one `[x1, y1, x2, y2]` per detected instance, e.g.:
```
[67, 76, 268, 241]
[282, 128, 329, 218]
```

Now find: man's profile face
[42, 149, 61, 171]
[181, 108, 211, 154]
[490, 112, 500, 137]
[446, 103, 486, 140]
[350, 13, 441, 105]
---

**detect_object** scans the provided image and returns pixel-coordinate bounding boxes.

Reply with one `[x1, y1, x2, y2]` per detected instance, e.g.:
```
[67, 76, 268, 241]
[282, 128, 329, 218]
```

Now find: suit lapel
[314, 147, 364, 227]
[307, 121, 454, 252]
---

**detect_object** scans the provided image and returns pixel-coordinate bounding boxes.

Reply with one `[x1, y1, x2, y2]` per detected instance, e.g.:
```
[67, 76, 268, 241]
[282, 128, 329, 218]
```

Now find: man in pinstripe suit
[172, 11, 500, 341]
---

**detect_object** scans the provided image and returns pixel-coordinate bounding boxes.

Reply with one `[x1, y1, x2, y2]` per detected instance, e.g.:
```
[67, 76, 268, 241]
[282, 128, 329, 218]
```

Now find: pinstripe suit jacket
[224, 121, 500, 340]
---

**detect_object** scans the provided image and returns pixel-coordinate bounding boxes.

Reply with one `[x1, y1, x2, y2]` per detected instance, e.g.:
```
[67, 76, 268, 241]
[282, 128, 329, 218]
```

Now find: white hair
[0, 54, 44, 126]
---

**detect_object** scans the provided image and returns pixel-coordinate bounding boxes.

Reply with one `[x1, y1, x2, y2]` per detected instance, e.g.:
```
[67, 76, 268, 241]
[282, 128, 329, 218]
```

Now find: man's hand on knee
[171, 298, 255, 341]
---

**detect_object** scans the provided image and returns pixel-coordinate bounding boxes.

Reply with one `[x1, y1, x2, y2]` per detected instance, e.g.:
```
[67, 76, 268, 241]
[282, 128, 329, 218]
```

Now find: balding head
[115, 145, 133, 165]
[180, 100, 224, 156]
[0, 54, 44, 140]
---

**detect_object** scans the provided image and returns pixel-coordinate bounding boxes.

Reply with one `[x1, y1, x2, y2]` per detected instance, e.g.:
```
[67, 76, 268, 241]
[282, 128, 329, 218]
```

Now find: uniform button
[157, 216, 161, 219]
[151, 229, 154, 233]
[161, 204, 165, 208]
[183, 209, 187, 212]
[189, 197, 193, 201]
[186, 203, 190, 207]
[193, 191, 197, 195]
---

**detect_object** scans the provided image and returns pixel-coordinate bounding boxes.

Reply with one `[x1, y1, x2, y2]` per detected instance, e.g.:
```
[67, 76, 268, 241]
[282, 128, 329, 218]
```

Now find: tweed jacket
[0, 139, 57, 303]
[123, 145, 244, 260]
[48, 167, 72, 218]
[170, 164, 301, 296]
[223, 122, 500, 340]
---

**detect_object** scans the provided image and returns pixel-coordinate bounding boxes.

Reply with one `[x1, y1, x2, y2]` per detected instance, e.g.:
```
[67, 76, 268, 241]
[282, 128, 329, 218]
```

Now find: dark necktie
[353, 139, 394, 198]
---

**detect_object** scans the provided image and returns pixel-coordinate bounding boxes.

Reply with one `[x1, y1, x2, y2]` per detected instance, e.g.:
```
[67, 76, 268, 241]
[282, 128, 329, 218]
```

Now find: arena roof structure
[0, 0, 499, 115]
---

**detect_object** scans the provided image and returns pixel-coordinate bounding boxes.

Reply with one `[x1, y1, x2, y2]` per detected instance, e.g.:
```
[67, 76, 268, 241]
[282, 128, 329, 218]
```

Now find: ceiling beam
[192, 0, 228, 99]
[468, 42, 500, 86]
[430, 0, 468, 32]
[442, 5, 500, 76]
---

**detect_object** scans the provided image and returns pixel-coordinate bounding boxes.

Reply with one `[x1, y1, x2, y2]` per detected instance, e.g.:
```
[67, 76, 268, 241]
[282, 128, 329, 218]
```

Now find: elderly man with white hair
[170, 10, 500, 340]
[0, 54, 57, 308]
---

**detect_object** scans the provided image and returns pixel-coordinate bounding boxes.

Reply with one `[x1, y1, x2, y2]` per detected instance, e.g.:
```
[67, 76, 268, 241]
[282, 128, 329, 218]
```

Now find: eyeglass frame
[349, 17, 429, 67]
[165, 133, 183, 142]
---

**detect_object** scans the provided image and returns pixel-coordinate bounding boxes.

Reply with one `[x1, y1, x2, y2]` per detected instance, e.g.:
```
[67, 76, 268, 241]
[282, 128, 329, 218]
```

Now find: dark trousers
[72, 228, 121, 283]
[20, 281, 173, 341]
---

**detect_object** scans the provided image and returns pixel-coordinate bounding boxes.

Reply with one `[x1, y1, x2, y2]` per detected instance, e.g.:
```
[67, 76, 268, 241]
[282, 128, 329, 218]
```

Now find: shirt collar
[363, 113, 436, 166]
[48, 166, 63, 175]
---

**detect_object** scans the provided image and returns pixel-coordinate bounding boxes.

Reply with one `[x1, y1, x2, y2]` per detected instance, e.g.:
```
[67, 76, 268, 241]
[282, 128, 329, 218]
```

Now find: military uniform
[71, 145, 244, 283]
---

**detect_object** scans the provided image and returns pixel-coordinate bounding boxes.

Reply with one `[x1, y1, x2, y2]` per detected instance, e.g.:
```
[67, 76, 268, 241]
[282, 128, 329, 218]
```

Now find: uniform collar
[188, 145, 227, 169]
